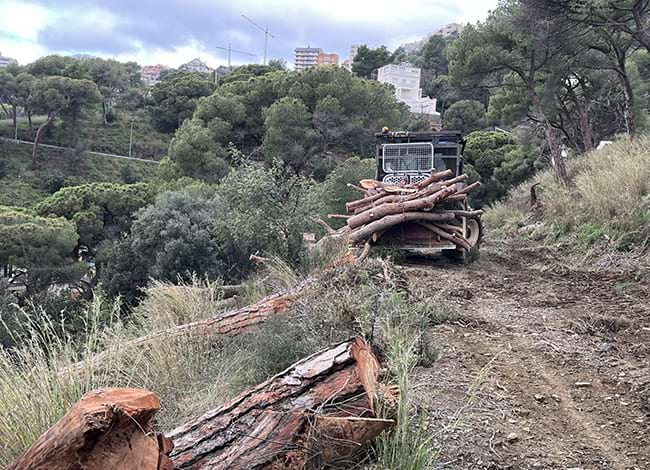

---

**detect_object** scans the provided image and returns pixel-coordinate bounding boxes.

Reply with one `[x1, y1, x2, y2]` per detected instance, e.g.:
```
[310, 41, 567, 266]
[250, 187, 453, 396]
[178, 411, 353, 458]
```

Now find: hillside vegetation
[485, 137, 650, 254]
[0, 141, 158, 207]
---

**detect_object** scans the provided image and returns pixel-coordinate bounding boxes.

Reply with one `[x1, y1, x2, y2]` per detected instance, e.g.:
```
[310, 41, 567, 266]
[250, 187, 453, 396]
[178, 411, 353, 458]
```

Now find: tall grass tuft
[372, 307, 437, 469]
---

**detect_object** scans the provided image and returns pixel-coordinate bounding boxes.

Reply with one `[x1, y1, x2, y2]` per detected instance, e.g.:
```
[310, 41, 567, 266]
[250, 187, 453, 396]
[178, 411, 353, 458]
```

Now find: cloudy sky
[0, 0, 497, 68]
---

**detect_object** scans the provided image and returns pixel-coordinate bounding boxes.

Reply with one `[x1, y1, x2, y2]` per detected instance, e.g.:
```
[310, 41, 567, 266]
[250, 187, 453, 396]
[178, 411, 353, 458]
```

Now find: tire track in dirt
[405, 241, 650, 469]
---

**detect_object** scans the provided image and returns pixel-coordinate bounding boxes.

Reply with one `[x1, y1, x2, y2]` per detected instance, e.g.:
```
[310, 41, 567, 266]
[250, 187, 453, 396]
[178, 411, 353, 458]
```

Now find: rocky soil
[408, 240, 650, 469]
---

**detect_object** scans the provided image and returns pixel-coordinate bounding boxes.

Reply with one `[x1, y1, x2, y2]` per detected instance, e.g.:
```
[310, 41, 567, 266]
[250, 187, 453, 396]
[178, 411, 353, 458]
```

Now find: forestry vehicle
[374, 130, 482, 260]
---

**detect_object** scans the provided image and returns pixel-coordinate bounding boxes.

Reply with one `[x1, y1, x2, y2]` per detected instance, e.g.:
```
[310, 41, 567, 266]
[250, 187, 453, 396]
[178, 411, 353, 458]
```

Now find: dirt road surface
[408, 240, 650, 469]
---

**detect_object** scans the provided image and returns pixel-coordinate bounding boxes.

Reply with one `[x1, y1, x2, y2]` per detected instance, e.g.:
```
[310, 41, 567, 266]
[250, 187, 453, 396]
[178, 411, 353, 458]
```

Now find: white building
[179, 58, 212, 74]
[294, 47, 321, 70]
[377, 63, 439, 118]
[0, 52, 16, 68]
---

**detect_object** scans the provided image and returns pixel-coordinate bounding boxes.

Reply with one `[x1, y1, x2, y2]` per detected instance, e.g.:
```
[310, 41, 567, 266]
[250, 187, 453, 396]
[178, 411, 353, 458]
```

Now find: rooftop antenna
[215, 44, 256, 72]
[241, 14, 275, 65]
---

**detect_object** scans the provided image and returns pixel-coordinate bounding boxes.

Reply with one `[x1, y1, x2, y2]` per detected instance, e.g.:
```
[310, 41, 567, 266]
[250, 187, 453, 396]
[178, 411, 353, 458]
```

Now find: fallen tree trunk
[350, 211, 455, 245]
[8, 388, 173, 470]
[60, 278, 314, 377]
[168, 337, 393, 469]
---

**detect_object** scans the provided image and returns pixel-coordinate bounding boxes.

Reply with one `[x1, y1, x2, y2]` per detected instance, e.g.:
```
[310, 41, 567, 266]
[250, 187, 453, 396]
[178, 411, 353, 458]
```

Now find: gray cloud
[24, 0, 470, 63]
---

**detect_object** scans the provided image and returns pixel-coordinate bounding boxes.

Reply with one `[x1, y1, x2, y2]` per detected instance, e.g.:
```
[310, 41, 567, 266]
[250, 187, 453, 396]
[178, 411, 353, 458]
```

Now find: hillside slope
[484, 137, 650, 257]
[0, 141, 159, 207]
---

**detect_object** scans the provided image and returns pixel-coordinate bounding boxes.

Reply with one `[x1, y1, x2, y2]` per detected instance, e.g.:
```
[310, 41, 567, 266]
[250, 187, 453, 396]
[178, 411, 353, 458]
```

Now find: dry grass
[485, 136, 650, 248]
[0, 252, 457, 467]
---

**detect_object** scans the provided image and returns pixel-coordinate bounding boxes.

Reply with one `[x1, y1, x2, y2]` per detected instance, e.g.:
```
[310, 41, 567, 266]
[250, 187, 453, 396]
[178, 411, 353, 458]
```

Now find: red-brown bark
[8, 388, 173, 470]
[167, 337, 393, 469]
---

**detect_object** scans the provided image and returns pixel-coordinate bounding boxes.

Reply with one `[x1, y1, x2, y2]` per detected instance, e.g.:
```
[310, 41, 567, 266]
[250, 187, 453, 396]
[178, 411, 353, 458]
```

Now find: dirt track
[406, 240, 650, 469]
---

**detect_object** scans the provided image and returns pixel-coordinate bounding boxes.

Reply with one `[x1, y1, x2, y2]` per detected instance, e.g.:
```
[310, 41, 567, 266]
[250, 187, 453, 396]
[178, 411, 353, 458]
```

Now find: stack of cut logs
[339, 169, 481, 250]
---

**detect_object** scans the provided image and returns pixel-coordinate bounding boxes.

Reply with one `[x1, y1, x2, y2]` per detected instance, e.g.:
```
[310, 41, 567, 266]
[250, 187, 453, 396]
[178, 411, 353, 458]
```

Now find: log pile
[339, 169, 482, 250]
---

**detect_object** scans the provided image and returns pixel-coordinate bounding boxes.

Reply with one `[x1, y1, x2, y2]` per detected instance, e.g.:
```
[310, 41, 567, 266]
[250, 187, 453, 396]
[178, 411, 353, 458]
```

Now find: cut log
[60, 277, 315, 377]
[168, 337, 394, 469]
[418, 222, 472, 251]
[409, 169, 453, 189]
[347, 185, 459, 229]
[345, 190, 387, 212]
[349, 211, 455, 245]
[433, 209, 483, 218]
[434, 222, 464, 235]
[8, 388, 173, 470]
[347, 183, 369, 195]
[455, 181, 482, 195]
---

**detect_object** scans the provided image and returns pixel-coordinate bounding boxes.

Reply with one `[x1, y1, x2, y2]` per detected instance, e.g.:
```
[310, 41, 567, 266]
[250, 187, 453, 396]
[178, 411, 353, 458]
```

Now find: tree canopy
[150, 71, 215, 132]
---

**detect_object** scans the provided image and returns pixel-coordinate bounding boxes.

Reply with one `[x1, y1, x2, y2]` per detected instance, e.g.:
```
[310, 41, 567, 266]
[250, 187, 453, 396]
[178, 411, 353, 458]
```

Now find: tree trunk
[619, 66, 637, 138]
[12, 104, 17, 141]
[32, 113, 55, 170]
[7, 388, 173, 470]
[101, 101, 108, 125]
[528, 87, 568, 186]
[168, 337, 393, 469]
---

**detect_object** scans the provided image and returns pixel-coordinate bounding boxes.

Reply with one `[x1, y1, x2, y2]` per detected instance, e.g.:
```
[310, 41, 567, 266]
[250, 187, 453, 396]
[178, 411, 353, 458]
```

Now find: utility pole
[215, 44, 255, 72]
[128, 116, 134, 158]
[241, 14, 275, 65]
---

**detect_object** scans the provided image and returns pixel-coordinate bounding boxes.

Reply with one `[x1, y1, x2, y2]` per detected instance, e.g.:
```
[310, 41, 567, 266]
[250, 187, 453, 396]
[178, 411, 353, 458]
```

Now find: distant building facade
[0, 52, 16, 68]
[141, 64, 168, 85]
[377, 63, 439, 119]
[317, 52, 339, 66]
[399, 23, 466, 54]
[179, 58, 212, 74]
[294, 47, 322, 70]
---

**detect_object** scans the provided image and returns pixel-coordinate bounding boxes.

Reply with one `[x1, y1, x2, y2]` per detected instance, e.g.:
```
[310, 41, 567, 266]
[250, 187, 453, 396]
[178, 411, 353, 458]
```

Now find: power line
[241, 14, 275, 65]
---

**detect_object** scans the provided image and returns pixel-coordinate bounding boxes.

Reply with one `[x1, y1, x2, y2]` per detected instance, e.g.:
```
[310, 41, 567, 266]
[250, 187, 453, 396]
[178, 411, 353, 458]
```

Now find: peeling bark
[168, 337, 393, 469]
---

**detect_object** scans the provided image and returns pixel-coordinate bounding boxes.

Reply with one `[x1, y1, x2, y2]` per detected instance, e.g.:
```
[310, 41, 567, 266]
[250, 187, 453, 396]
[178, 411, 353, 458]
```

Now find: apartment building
[377, 63, 439, 118]
[294, 47, 322, 70]
[141, 64, 168, 85]
[317, 52, 339, 66]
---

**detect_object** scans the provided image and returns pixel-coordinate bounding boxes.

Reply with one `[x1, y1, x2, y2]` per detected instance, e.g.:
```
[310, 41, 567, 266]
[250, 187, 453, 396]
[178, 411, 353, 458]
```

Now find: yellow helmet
[382, 126, 389, 133]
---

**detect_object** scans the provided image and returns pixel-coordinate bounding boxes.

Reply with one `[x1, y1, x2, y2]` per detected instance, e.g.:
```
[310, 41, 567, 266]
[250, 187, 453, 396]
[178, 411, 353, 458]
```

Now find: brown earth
[407, 240, 650, 470]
